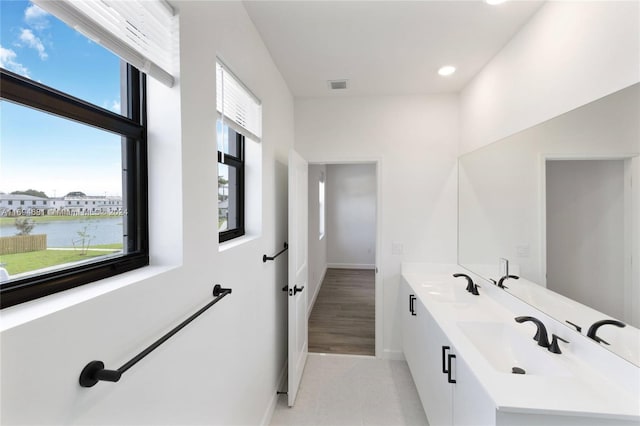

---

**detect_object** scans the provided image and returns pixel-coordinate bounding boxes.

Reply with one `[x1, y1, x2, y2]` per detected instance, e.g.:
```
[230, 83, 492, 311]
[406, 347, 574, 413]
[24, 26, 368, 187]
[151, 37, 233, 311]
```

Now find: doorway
[306, 163, 377, 356]
[545, 158, 636, 324]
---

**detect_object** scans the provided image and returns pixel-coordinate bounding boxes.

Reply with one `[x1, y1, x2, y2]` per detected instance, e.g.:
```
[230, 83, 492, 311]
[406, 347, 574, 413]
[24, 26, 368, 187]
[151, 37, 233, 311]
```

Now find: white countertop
[401, 264, 640, 422]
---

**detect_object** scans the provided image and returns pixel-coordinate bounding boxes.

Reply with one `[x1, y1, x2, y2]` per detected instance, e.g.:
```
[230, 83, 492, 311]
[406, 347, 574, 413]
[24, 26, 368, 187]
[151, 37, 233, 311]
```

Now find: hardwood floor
[308, 268, 375, 356]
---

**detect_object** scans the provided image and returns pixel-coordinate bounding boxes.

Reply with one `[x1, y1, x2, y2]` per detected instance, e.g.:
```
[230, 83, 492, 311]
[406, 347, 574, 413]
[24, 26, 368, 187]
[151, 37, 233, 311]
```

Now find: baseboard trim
[260, 361, 288, 426]
[382, 349, 405, 361]
[327, 263, 375, 270]
[307, 265, 327, 319]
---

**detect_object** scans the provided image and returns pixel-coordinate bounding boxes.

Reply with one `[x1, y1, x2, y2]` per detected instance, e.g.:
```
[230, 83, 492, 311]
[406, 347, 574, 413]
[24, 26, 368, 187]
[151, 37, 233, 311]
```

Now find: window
[218, 124, 245, 242]
[216, 60, 261, 243]
[319, 172, 326, 240]
[0, 1, 149, 308]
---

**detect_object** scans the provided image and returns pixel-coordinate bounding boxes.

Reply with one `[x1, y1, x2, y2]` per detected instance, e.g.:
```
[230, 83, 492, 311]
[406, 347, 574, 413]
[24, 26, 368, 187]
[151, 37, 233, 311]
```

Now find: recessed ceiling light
[438, 66, 456, 77]
[485, 0, 508, 5]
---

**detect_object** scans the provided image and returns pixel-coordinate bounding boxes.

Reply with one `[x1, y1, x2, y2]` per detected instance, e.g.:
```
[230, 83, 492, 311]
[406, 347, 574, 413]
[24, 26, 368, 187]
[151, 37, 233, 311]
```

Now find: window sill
[219, 234, 259, 252]
[0, 264, 178, 332]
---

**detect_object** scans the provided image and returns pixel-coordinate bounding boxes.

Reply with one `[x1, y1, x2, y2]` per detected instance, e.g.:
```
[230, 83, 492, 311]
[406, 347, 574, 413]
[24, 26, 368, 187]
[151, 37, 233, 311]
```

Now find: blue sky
[1, 0, 124, 197]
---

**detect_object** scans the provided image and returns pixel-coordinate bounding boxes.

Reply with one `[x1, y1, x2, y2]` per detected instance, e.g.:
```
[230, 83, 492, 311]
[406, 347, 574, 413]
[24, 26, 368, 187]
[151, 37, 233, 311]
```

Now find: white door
[288, 149, 308, 406]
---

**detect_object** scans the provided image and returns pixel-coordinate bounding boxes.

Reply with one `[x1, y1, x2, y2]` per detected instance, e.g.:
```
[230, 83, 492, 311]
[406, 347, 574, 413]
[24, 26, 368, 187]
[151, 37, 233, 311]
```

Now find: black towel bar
[263, 242, 288, 263]
[79, 284, 232, 387]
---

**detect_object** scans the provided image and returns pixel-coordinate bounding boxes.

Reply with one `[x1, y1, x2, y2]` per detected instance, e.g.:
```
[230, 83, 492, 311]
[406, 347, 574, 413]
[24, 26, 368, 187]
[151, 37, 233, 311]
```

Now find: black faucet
[453, 273, 479, 295]
[586, 319, 626, 345]
[548, 334, 569, 354]
[515, 316, 550, 347]
[497, 274, 519, 289]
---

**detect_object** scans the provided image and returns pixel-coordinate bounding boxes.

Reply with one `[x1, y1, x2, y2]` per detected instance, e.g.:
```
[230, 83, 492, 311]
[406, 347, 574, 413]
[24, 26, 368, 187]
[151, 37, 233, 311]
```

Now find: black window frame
[218, 128, 245, 243]
[0, 66, 149, 309]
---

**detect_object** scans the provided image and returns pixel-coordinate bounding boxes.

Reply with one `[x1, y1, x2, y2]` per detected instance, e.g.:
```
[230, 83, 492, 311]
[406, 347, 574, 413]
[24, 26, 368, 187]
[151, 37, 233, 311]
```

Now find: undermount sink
[457, 321, 572, 377]
[421, 283, 469, 303]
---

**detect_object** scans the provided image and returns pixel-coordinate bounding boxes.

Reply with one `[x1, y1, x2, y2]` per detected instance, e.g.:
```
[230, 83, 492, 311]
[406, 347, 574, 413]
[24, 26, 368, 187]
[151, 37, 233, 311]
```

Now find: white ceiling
[243, 1, 545, 97]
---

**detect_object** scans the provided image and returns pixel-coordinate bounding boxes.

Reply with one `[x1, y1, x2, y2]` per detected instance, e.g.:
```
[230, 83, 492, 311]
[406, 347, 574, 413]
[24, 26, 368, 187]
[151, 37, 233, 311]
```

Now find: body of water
[1, 217, 123, 247]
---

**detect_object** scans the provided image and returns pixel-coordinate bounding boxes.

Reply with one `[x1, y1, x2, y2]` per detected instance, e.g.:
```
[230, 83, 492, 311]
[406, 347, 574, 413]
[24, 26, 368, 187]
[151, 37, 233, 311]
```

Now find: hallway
[308, 268, 375, 356]
[269, 354, 428, 426]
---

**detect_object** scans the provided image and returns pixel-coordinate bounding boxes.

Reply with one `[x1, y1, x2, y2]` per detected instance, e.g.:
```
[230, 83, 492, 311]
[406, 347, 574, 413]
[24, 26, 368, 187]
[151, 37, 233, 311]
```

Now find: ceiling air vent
[328, 80, 348, 90]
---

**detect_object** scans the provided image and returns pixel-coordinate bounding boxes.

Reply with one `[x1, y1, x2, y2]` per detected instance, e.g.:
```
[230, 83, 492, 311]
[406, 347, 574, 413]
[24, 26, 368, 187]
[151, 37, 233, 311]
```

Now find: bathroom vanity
[400, 264, 640, 426]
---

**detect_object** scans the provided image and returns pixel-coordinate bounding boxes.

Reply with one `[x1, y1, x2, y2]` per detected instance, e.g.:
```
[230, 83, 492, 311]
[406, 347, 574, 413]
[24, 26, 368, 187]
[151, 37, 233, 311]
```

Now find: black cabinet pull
[442, 346, 450, 373]
[409, 295, 417, 316]
[447, 353, 456, 384]
[293, 285, 304, 295]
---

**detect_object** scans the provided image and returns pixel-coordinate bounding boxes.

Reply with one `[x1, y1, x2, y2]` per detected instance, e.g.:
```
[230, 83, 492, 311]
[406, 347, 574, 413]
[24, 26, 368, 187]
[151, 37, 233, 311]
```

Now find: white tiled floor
[269, 353, 429, 426]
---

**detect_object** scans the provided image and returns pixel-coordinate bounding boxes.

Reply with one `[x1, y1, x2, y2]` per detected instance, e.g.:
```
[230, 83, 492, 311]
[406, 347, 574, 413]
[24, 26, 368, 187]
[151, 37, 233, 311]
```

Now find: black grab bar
[263, 242, 288, 263]
[79, 284, 232, 388]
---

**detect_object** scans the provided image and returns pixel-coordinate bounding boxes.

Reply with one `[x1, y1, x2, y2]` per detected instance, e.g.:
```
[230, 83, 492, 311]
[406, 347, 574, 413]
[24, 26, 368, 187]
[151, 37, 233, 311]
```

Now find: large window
[0, 1, 148, 308]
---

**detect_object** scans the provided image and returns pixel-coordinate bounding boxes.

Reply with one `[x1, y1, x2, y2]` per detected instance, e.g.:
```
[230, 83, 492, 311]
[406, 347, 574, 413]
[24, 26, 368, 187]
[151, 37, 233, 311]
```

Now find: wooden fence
[0, 234, 47, 255]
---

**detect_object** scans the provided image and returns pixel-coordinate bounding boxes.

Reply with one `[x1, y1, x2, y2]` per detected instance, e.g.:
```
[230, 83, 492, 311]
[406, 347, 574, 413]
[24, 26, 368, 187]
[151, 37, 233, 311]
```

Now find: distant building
[0, 193, 123, 217]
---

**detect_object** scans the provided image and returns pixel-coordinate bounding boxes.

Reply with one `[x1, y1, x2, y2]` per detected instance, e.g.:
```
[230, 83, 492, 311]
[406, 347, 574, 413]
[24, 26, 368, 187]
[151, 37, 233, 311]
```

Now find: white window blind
[33, 0, 177, 87]
[216, 61, 262, 142]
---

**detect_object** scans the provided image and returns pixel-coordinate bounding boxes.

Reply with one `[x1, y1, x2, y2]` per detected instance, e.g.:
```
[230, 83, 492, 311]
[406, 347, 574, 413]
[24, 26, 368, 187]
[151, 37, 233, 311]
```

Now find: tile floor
[269, 353, 429, 426]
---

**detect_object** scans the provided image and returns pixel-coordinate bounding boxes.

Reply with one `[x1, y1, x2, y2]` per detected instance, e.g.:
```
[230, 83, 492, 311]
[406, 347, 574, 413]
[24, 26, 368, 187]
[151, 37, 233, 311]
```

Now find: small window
[319, 172, 325, 240]
[218, 124, 245, 242]
[216, 59, 261, 243]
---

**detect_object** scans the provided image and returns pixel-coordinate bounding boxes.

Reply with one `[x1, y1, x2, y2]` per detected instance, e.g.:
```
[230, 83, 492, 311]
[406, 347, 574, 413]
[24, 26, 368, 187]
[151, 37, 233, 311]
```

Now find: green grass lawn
[0, 248, 121, 275]
[88, 243, 123, 249]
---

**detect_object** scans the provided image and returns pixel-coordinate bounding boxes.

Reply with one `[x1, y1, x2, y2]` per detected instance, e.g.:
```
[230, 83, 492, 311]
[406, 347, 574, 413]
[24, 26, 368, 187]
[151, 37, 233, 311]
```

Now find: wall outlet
[392, 242, 403, 255]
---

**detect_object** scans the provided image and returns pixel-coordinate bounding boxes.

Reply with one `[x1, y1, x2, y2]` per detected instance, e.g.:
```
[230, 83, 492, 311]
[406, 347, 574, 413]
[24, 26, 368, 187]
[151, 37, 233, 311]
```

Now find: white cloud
[24, 4, 50, 31]
[19, 29, 48, 60]
[0, 45, 31, 77]
[103, 99, 122, 113]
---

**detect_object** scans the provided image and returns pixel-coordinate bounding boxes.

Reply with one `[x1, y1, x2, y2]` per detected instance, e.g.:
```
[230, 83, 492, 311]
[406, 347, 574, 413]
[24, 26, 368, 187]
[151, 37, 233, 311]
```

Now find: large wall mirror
[458, 83, 640, 366]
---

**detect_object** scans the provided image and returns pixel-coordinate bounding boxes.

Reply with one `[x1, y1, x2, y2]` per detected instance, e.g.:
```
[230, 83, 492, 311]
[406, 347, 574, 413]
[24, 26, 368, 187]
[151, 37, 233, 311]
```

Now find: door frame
[307, 157, 383, 358]
[540, 153, 638, 323]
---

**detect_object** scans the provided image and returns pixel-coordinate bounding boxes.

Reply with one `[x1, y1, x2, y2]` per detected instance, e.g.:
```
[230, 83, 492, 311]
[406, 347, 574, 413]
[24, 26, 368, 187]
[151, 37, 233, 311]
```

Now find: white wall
[295, 94, 459, 357]
[0, 2, 294, 425]
[307, 164, 327, 316]
[460, 0, 640, 154]
[326, 164, 376, 269]
[546, 160, 626, 322]
[458, 84, 640, 287]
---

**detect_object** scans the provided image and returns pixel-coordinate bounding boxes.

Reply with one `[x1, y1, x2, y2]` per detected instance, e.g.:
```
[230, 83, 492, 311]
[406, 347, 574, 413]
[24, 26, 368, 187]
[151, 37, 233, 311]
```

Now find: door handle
[293, 285, 305, 295]
[442, 346, 450, 373]
[409, 295, 416, 316]
[447, 354, 456, 384]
